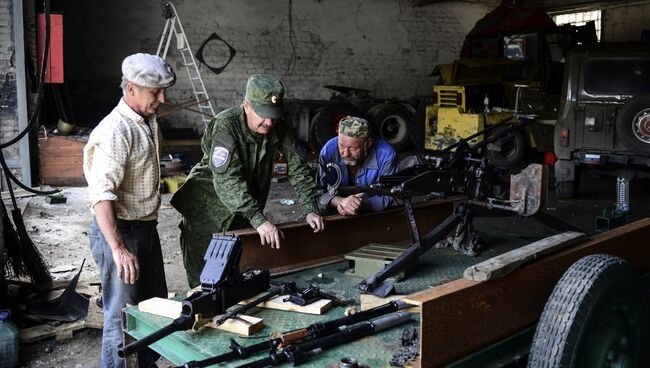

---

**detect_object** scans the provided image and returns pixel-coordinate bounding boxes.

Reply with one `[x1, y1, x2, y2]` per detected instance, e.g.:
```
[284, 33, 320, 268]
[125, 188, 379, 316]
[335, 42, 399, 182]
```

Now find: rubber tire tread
[616, 94, 650, 155]
[528, 254, 649, 368]
[485, 125, 527, 168]
[368, 103, 414, 152]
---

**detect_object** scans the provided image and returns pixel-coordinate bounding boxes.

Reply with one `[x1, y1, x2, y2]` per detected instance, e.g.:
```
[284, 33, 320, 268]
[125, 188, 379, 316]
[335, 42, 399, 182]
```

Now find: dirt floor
[9, 172, 650, 367]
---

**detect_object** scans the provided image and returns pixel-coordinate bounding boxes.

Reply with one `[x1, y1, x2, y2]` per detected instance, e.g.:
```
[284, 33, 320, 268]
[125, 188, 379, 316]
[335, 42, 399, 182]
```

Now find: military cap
[338, 116, 370, 138]
[122, 53, 176, 88]
[245, 74, 284, 119]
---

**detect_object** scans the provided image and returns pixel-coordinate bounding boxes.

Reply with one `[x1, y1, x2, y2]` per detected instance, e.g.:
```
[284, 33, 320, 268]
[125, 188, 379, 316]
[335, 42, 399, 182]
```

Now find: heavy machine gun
[323, 120, 546, 297]
[118, 235, 271, 357]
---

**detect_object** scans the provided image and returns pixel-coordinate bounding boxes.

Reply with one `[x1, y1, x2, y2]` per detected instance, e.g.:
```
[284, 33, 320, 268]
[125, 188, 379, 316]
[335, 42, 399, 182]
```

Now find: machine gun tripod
[323, 120, 547, 297]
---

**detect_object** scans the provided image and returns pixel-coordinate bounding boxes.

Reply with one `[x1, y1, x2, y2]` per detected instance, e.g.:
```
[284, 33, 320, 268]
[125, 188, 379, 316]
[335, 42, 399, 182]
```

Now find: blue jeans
[89, 217, 168, 368]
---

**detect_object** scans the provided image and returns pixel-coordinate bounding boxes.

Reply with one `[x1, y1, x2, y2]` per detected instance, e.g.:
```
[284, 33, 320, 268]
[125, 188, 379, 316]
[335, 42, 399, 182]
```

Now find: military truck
[554, 42, 650, 198]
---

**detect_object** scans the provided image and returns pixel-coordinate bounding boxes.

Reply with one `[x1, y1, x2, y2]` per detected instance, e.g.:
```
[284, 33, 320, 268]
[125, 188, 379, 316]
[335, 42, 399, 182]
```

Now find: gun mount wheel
[528, 254, 649, 368]
[484, 125, 527, 168]
[368, 103, 414, 152]
[310, 103, 365, 151]
[616, 94, 650, 155]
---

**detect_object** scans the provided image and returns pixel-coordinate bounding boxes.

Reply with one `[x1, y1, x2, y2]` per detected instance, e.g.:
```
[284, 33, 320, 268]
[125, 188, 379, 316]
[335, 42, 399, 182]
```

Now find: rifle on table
[236, 312, 412, 368]
[178, 300, 412, 368]
[322, 120, 547, 297]
[118, 235, 271, 358]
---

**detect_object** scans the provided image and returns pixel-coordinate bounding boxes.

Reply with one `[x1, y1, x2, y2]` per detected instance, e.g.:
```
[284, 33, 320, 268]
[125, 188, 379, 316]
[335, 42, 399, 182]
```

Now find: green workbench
[123, 234, 523, 367]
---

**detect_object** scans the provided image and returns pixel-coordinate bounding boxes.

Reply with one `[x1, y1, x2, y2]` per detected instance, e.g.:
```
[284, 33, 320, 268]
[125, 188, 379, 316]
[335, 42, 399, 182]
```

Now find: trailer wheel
[368, 103, 414, 152]
[528, 254, 649, 368]
[484, 125, 526, 168]
[616, 94, 650, 155]
[310, 104, 365, 151]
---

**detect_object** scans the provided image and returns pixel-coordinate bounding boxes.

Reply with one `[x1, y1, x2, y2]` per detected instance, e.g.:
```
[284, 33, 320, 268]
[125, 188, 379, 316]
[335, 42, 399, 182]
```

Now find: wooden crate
[38, 135, 87, 186]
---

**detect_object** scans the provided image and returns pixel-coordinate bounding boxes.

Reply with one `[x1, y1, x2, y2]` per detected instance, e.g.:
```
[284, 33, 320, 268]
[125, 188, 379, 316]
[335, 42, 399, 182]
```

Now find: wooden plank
[230, 198, 456, 273]
[137, 297, 263, 336]
[20, 320, 86, 343]
[85, 295, 104, 329]
[138, 297, 182, 320]
[240, 293, 332, 315]
[360, 294, 419, 313]
[463, 231, 587, 281]
[38, 145, 85, 156]
[403, 218, 650, 367]
[205, 315, 264, 336]
[40, 155, 84, 165]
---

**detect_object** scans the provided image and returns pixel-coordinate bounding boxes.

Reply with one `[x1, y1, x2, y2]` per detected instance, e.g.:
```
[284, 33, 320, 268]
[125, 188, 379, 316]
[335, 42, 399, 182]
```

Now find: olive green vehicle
[554, 42, 650, 198]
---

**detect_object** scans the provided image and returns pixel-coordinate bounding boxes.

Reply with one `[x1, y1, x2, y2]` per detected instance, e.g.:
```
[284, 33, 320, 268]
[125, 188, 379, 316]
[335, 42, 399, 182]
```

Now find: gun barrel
[118, 316, 193, 358]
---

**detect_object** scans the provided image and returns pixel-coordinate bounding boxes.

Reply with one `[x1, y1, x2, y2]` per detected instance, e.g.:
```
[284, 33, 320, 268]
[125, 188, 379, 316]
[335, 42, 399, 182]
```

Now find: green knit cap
[338, 116, 370, 138]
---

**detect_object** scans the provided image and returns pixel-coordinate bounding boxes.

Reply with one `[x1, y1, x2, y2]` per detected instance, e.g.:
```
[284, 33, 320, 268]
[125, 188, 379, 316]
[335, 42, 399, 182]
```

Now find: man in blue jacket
[317, 116, 397, 215]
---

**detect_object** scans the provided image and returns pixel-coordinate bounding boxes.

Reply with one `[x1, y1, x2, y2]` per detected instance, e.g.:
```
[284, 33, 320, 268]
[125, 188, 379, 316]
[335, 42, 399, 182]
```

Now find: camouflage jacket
[170, 105, 320, 231]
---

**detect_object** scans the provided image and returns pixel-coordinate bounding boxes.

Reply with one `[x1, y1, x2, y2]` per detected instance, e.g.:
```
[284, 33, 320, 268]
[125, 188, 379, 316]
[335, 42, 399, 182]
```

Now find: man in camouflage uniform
[171, 74, 324, 287]
[318, 116, 397, 216]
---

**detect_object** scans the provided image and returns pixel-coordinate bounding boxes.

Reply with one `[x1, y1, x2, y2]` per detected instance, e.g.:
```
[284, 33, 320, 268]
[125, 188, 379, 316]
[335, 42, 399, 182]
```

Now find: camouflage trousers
[178, 214, 251, 288]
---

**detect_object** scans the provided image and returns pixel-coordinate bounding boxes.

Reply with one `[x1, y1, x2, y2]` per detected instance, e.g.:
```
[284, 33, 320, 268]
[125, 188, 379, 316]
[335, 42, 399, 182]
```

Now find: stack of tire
[309, 102, 420, 152]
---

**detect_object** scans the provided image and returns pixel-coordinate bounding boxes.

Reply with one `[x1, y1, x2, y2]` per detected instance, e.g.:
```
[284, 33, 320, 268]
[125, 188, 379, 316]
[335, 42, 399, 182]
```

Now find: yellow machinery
[424, 85, 513, 151]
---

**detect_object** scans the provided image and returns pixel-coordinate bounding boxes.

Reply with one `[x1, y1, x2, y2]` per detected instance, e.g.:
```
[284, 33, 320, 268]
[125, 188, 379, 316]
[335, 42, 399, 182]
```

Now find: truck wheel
[616, 94, 650, 155]
[528, 254, 649, 368]
[368, 103, 414, 152]
[310, 104, 364, 151]
[484, 125, 526, 168]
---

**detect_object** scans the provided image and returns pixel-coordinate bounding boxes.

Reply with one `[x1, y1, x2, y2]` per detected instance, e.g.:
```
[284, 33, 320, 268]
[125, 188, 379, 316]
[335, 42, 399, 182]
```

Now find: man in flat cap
[171, 73, 325, 287]
[83, 52, 175, 367]
[318, 116, 397, 216]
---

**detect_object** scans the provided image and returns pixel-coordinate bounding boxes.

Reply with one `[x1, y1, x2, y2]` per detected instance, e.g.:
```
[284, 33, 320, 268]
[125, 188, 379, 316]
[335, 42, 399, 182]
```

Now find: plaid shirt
[83, 98, 161, 220]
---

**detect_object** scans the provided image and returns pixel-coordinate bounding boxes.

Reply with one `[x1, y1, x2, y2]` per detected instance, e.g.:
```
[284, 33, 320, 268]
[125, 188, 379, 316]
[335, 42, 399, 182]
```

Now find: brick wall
[63, 0, 495, 132]
[1, 0, 498, 182]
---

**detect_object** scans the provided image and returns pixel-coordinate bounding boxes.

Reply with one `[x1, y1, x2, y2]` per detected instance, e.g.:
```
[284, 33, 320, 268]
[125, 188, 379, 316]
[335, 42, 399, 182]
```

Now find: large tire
[484, 125, 527, 168]
[528, 254, 649, 368]
[310, 104, 364, 152]
[368, 103, 415, 152]
[616, 94, 650, 155]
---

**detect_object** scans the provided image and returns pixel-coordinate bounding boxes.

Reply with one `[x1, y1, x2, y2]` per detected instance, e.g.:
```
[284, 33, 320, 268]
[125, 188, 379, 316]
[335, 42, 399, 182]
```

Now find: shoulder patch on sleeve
[209, 132, 236, 173]
[211, 146, 230, 168]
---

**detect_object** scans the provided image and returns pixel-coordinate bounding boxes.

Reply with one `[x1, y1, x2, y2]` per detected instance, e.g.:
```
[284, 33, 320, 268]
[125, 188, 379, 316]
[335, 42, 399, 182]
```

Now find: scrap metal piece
[26, 259, 88, 322]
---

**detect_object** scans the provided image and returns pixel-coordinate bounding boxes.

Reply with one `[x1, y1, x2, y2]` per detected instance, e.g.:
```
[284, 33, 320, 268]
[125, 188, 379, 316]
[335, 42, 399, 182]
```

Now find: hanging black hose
[0, 0, 50, 149]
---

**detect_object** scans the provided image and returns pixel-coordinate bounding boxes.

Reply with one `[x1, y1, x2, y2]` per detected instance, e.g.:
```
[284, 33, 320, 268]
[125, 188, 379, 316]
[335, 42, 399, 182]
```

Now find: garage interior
[1, 0, 650, 367]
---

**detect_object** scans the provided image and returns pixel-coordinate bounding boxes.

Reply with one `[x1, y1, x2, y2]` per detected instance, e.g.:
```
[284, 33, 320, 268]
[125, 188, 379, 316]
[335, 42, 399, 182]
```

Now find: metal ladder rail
[156, 2, 215, 127]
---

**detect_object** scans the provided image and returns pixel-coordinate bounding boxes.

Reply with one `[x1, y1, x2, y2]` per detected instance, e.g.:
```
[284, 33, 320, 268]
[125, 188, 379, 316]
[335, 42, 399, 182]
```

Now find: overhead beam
[229, 198, 456, 273]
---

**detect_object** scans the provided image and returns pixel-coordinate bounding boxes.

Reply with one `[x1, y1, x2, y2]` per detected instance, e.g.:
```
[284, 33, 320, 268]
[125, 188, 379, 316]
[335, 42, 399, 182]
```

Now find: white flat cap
[121, 53, 176, 88]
